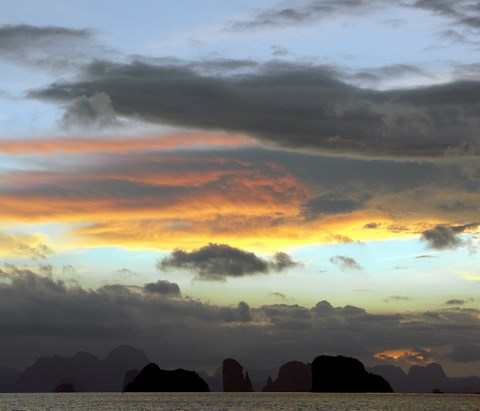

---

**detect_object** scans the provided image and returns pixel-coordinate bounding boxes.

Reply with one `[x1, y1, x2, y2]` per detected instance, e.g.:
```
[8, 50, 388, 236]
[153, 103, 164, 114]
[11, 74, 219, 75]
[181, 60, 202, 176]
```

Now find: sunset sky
[1, 0, 480, 376]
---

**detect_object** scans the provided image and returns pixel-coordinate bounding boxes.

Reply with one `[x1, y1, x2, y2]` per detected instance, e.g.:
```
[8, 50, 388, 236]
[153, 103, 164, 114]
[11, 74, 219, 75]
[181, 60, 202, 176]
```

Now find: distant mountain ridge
[1, 347, 480, 393]
[15, 345, 149, 392]
[370, 363, 480, 393]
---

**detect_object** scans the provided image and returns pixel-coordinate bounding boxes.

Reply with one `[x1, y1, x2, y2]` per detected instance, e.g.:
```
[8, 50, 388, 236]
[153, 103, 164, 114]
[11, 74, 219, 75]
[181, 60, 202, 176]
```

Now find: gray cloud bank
[0, 24, 99, 70]
[158, 243, 298, 281]
[30, 59, 480, 160]
[0, 265, 480, 373]
[229, 0, 480, 35]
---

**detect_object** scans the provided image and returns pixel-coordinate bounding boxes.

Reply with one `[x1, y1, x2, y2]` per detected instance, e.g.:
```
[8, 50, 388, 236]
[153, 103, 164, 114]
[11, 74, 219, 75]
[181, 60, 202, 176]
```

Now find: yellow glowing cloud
[0, 231, 53, 259]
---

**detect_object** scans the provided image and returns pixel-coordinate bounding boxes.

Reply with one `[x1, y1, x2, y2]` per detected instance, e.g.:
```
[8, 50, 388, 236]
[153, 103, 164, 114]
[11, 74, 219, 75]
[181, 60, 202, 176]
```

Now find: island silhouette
[1, 346, 480, 394]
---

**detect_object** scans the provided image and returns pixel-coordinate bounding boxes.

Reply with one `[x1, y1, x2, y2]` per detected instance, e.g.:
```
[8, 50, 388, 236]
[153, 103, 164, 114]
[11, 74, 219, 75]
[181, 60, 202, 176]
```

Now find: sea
[0, 392, 479, 411]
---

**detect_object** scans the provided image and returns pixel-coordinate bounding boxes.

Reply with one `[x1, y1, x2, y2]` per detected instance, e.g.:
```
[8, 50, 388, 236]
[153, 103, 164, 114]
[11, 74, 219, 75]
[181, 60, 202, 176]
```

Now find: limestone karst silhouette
[263, 361, 311, 392]
[222, 358, 254, 392]
[311, 355, 393, 393]
[124, 363, 210, 392]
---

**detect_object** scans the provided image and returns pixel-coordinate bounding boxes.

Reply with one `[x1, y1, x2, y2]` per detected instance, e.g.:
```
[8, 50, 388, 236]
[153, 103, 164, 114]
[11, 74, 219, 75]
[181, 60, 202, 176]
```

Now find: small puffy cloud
[374, 347, 433, 365]
[445, 299, 466, 306]
[385, 296, 411, 303]
[143, 280, 181, 297]
[61, 92, 120, 130]
[330, 255, 362, 271]
[271, 292, 288, 301]
[158, 243, 298, 281]
[421, 223, 478, 250]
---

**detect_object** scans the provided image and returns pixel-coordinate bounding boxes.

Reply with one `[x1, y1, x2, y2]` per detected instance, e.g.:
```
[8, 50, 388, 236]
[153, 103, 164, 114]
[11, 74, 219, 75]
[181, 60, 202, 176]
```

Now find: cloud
[445, 298, 474, 306]
[0, 132, 252, 155]
[385, 296, 412, 303]
[271, 292, 288, 301]
[228, 0, 387, 31]
[0, 233, 53, 259]
[158, 243, 298, 281]
[448, 344, 480, 363]
[0, 24, 99, 70]
[330, 256, 362, 271]
[2, 144, 480, 251]
[302, 194, 366, 219]
[30, 60, 480, 160]
[61, 92, 120, 130]
[143, 280, 181, 297]
[374, 347, 433, 365]
[421, 223, 478, 250]
[1, 265, 480, 371]
[228, 0, 480, 39]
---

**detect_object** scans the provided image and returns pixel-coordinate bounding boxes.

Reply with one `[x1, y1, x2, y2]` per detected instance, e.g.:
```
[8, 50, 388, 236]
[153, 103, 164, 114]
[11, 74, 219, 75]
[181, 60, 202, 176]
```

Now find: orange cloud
[0, 147, 461, 251]
[0, 132, 254, 155]
[374, 348, 432, 365]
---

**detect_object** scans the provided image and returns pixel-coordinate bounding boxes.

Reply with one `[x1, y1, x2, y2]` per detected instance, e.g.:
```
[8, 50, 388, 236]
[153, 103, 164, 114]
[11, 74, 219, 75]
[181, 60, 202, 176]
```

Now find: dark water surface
[1, 392, 479, 410]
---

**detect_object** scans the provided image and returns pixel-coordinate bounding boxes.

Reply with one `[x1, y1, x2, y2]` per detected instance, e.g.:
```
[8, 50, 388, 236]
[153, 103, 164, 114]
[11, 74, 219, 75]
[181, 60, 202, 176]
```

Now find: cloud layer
[0, 265, 479, 372]
[31, 60, 480, 160]
[158, 243, 298, 281]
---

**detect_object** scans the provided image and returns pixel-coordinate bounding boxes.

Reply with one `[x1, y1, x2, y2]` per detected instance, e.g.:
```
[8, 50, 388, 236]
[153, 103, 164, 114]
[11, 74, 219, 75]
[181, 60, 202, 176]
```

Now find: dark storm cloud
[330, 255, 362, 271]
[0, 24, 99, 70]
[143, 280, 181, 297]
[158, 243, 298, 281]
[30, 59, 480, 159]
[1, 265, 480, 370]
[421, 223, 478, 250]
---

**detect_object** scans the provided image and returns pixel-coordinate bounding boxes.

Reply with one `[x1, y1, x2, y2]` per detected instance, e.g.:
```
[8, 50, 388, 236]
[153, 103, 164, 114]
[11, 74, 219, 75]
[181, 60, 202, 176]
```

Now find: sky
[1, 0, 480, 376]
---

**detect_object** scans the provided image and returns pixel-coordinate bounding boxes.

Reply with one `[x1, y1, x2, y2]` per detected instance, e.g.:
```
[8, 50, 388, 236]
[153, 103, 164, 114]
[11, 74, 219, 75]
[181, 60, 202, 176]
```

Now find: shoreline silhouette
[1, 346, 479, 394]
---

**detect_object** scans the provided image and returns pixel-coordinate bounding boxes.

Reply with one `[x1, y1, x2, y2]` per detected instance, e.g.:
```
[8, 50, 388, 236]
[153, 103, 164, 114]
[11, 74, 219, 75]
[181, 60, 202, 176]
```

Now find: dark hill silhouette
[123, 369, 140, 391]
[263, 361, 311, 392]
[0, 367, 19, 393]
[124, 363, 209, 392]
[408, 363, 447, 393]
[222, 358, 254, 392]
[311, 355, 393, 393]
[371, 363, 480, 393]
[54, 383, 76, 393]
[15, 346, 149, 392]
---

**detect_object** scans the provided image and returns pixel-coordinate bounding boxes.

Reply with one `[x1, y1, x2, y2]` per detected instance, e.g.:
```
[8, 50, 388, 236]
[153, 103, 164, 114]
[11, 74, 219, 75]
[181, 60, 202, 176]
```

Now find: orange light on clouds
[374, 348, 432, 365]
[0, 132, 255, 155]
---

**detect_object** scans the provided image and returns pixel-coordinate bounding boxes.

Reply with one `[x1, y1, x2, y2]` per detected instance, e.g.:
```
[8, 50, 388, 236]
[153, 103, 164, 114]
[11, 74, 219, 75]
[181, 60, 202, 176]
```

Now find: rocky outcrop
[263, 361, 311, 392]
[15, 346, 149, 392]
[311, 355, 393, 393]
[222, 358, 254, 392]
[124, 363, 209, 392]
